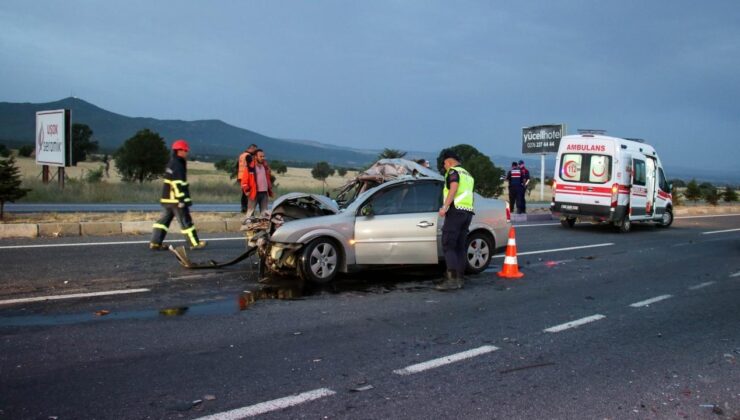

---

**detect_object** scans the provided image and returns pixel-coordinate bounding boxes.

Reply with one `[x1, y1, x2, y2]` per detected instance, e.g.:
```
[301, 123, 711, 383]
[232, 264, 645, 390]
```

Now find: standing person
[237, 144, 258, 213]
[518, 160, 530, 214]
[102, 154, 110, 178]
[149, 139, 206, 250]
[437, 150, 475, 291]
[505, 162, 522, 214]
[243, 148, 274, 220]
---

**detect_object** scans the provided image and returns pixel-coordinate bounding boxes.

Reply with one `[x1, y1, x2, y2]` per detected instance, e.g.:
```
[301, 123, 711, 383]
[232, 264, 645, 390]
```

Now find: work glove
[178, 202, 185, 208]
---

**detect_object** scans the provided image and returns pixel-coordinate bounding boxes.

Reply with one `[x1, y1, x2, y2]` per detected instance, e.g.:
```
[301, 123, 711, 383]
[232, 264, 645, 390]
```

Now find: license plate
[562, 204, 579, 211]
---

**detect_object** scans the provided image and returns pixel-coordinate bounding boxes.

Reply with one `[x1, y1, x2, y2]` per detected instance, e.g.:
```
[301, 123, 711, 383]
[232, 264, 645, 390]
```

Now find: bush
[684, 179, 702, 202]
[722, 186, 738, 202]
[0, 144, 9, 158]
[18, 144, 34, 157]
[703, 187, 720, 205]
[85, 166, 105, 183]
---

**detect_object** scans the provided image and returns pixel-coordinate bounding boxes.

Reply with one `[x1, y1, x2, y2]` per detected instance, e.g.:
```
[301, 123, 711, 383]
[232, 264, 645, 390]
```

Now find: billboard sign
[36, 109, 71, 167]
[522, 124, 565, 154]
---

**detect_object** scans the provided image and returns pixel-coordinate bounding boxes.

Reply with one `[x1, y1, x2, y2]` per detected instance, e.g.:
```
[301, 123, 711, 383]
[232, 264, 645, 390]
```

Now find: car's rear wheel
[657, 207, 673, 228]
[560, 217, 576, 228]
[300, 237, 340, 284]
[465, 231, 493, 274]
[617, 216, 631, 233]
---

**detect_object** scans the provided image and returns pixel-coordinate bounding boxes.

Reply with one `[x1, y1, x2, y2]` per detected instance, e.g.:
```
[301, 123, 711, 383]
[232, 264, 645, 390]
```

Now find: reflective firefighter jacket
[160, 155, 192, 207]
[444, 166, 475, 212]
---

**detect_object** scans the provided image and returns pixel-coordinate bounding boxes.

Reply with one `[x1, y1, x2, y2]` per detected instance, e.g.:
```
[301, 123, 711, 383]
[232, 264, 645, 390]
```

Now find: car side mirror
[361, 204, 374, 217]
[668, 183, 673, 193]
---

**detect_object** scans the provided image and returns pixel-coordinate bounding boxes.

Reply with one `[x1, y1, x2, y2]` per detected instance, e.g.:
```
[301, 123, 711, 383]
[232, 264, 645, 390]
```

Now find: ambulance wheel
[300, 237, 341, 284]
[658, 208, 673, 228]
[618, 216, 631, 233]
[465, 231, 493, 274]
[560, 217, 576, 228]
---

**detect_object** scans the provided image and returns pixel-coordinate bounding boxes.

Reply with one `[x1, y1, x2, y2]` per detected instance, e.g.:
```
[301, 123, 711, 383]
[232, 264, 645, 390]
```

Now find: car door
[354, 181, 441, 265]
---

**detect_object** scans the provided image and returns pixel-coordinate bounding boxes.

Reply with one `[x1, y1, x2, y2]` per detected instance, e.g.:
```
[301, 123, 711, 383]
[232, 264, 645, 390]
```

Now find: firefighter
[237, 144, 258, 213]
[149, 139, 206, 250]
[505, 161, 522, 214]
[436, 149, 475, 290]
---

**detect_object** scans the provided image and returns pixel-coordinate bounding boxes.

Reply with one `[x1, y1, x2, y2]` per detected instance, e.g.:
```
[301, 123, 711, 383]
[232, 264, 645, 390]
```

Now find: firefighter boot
[435, 270, 461, 291]
[150, 225, 168, 250]
[190, 240, 207, 250]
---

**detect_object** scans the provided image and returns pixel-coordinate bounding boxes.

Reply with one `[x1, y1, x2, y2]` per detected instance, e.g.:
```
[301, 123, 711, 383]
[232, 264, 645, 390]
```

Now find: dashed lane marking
[0, 288, 150, 306]
[543, 314, 606, 333]
[701, 228, 740, 235]
[194, 388, 336, 419]
[730, 271, 740, 278]
[629, 294, 673, 308]
[0, 237, 243, 250]
[393, 345, 499, 375]
[689, 281, 716, 290]
[494, 242, 614, 259]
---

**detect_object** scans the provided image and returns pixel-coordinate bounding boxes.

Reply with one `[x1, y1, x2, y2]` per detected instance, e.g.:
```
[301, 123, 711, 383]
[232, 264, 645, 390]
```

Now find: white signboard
[36, 109, 71, 167]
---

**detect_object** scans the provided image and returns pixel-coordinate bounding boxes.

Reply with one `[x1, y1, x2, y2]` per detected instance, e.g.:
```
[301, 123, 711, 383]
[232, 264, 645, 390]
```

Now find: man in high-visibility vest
[437, 149, 475, 290]
[149, 139, 206, 250]
[237, 144, 258, 213]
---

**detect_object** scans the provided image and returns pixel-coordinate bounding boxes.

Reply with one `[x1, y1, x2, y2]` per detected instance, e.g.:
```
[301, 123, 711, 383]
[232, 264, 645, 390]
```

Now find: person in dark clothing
[517, 159, 530, 214]
[505, 161, 522, 214]
[149, 139, 206, 250]
[437, 149, 475, 290]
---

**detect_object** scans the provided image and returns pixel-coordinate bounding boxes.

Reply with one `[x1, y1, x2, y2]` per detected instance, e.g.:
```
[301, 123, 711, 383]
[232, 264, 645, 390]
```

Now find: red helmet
[172, 139, 189, 152]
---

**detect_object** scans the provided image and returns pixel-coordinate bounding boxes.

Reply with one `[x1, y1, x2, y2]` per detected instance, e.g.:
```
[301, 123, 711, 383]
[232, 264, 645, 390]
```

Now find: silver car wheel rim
[467, 238, 490, 268]
[310, 243, 337, 278]
[663, 212, 671, 224]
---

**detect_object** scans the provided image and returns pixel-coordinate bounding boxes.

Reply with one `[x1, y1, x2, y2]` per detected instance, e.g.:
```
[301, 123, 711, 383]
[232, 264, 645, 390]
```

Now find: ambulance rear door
[629, 157, 648, 219]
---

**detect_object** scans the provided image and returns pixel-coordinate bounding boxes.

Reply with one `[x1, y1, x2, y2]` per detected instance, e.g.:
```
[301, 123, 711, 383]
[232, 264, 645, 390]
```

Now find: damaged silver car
[245, 159, 510, 284]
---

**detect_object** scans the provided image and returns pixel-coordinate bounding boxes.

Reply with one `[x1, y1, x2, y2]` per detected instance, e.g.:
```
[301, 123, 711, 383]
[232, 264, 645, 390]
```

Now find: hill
[0, 97, 377, 166]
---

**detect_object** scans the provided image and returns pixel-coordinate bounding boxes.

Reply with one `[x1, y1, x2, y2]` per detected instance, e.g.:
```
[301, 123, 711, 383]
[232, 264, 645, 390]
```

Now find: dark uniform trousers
[442, 207, 474, 276]
[151, 205, 201, 247]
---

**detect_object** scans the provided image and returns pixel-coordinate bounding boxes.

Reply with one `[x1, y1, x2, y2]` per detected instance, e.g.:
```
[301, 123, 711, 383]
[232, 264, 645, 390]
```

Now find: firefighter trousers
[151, 205, 201, 247]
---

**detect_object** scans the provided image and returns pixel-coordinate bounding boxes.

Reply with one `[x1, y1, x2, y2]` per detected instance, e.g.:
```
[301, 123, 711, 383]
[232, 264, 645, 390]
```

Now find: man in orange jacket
[237, 144, 258, 212]
[242, 148, 274, 220]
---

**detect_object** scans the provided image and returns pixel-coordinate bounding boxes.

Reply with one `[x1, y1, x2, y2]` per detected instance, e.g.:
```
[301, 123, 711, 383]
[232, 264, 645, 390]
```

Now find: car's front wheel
[465, 231, 493, 274]
[300, 237, 341, 284]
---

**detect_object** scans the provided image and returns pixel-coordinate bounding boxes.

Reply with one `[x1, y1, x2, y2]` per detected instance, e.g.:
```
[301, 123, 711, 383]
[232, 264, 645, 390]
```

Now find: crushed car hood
[270, 192, 340, 216]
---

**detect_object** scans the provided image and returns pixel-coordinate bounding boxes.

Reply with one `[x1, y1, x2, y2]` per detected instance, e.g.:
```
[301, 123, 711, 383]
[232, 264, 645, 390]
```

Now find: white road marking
[494, 243, 614, 259]
[194, 388, 336, 419]
[677, 213, 740, 219]
[730, 271, 740, 278]
[0, 237, 244, 250]
[543, 314, 606, 333]
[512, 222, 560, 228]
[629, 294, 673, 308]
[0, 288, 150, 306]
[393, 345, 499, 375]
[701, 228, 740, 235]
[689, 281, 716, 290]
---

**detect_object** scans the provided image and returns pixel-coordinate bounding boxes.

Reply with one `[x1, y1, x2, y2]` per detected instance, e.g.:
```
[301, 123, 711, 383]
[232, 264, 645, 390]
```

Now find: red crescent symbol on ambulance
[592, 166, 606, 177]
[564, 160, 578, 178]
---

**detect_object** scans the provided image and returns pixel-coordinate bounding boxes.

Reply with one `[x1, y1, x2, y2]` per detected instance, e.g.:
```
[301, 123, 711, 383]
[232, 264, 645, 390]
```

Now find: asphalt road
[1, 215, 739, 419]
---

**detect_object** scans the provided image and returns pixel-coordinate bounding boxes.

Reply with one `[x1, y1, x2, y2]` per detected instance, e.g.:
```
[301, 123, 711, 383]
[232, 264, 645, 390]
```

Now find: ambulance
[550, 132, 673, 232]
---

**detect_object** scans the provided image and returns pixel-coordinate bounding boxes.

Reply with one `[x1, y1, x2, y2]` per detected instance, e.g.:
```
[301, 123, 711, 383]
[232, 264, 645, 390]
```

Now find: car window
[587, 155, 611, 183]
[401, 182, 443, 213]
[560, 154, 582, 181]
[658, 168, 670, 192]
[367, 184, 410, 215]
[633, 159, 646, 186]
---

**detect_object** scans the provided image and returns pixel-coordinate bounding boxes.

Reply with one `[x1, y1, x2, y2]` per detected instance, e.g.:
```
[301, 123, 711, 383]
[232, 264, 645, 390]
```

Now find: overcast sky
[1, 1, 739, 171]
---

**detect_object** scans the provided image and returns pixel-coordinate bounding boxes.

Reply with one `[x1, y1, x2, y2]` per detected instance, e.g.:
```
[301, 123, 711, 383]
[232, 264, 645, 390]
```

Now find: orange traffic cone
[497, 227, 524, 278]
